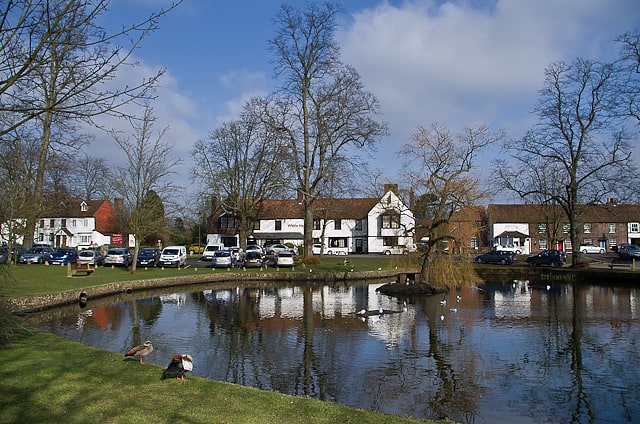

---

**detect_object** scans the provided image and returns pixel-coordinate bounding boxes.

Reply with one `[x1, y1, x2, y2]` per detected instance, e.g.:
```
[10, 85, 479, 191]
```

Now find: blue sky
[93, 0, 640, 204]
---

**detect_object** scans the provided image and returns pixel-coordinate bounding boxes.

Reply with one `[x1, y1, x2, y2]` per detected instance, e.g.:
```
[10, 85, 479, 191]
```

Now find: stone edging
[5, 269, 422, 313]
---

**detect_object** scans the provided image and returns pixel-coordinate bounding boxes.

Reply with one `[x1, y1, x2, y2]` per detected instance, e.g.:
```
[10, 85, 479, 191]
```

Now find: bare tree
[191, 100, 287, 250]
[111, 105, 181, 273]
[71, 154, 114, 201]
[1, 0, 178, 248]
[616, 30, 640, 123]
[494, 59, 634, 266]
[401, 123, 503, 283]
[264, 3, 388, 258]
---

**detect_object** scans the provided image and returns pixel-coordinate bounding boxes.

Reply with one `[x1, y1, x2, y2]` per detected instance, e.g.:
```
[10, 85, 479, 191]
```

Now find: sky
[91, 0, 640, 206]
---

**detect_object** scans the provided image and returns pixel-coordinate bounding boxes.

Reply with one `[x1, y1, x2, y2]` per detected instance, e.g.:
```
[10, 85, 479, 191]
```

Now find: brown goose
[125, 341, 153, 364]
[162, 354, 194, 381]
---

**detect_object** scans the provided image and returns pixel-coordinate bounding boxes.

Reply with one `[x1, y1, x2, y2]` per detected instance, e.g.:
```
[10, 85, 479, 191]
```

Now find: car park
[77, 250, 104, 266]
[47, 247, 79, 265]
[618, 244, 640, 259]
[526, 250, 566, 267]
[136, 248, 161, 267]
[211, 250, 234, 268]
[579, 243, 605, 254]
[201, 244, 222, 261]
[18, 246, 55, 264]
[275, 251, 295, 267]
[383, 245, 409, 255]
[104, 247, 133, 267]
[475, 250, 514, 265]
[159, 246, 187, 268]
[240, 251, 265, 268]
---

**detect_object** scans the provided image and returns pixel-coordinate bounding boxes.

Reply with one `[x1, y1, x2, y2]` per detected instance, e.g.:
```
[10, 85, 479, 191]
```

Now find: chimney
[297, 190, 304, 204]
[113, 198, 123, 212]
[383, 183, 398, 195]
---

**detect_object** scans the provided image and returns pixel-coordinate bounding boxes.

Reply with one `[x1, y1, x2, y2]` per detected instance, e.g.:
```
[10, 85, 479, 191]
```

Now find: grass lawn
[0, 255, 443, 424]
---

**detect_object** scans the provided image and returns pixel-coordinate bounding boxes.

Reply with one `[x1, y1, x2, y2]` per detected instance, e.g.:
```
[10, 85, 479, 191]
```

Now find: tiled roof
[257, 197, 380, 220]
[43, 199, 110, 218]
[488, 204, 640, 223]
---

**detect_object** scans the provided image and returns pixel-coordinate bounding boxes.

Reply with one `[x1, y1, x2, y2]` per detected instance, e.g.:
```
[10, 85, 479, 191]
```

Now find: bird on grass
[125, 341, 153, 364]
[162, 354, 194, 381]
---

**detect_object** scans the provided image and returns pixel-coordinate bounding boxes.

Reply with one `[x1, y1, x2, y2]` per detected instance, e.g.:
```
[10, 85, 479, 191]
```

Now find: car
[201, 244, 222, 261]
[47, 247, 79, 265]
[312, 244, 324, 255]
[245, 244, 264, 255]
[526, 249, 566, 267]
[240, 251, 265, 268]
[230, 247, 243, 262]
[18, 246, 55, 264]
[495, 245, 523, 255]
[579, 243, 605, 254]
[383, 245, 409, 255]
[618, 244, 640, 259]
[104, 247, 133, 267]
[265, 244, 292, 255]
[159, 246, 188, 268]
[275, 251, 295, 267]
[211, 250, 234, 268]
[0, 246, 27, 264]
[0, 247, 7, 264]
[77, 250, 104, 266]
[475, 250, 514, 265]
[136, 248, 160, 267]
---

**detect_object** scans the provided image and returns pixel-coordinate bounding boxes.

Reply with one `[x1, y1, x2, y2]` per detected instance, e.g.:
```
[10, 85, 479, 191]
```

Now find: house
[206, 184, 415, 254]
[487, 203, 640, 254]
[414, 206, 489, 253]
[8, 199, 122, 250]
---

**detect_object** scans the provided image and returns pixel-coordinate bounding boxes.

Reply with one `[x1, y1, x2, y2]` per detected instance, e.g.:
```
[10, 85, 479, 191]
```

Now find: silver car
[18, 246, 55, 264]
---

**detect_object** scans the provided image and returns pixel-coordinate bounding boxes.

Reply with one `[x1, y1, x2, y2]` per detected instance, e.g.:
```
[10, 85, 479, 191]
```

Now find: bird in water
[162, 354, 194, 381]
[125, 341, 153, 364]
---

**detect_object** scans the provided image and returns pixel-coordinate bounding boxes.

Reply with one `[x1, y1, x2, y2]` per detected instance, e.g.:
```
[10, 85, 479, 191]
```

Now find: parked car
[526, 250, 566, 267]
[0, 248, 7, 264]
[579, 243, 605, 254]
[104, 247, 133, 267]
[245, 244, 264, 255]
[47, 247, 79, 265]
[0, 246, 27, 264]
[211, 250, 234, 268]
[265, 244, 292, 255]
[275, 251, 295, 267]
[159, 246, 187, 268]
[241, 251, 264, 268]
[77, 250, 104, 266]
[383, 245, 409, 255]
[618, 244, 640, 259]
[475, 250, 514, 265]
[18, 246, 55, 264]
[201, 244, 222, 261]
[230, 247, 243, 262]
[495, 245, 523, 255]
[136, 248, 160, 267]
[312, 244, 324, 255]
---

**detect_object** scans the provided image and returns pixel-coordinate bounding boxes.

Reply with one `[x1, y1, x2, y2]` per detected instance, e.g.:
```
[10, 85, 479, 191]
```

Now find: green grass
[1, 255, 421, 298]
[0, 332, 437, 424]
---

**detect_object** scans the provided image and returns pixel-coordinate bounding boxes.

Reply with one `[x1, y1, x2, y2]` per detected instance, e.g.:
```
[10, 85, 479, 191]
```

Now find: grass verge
[0, 332, 438, 424]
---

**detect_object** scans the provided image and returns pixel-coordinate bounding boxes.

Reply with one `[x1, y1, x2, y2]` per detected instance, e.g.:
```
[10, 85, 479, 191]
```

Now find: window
[61, 219, 66, 227]
[334, 219, 341, 230]
[71, 219, 76, 227]
[219, 215, 235, 229]
[470, 237, 480, 249]
[608, 223, 616, 234]
[631, 223, 639, 233]
[562, 224, 570, 234]
[584, 239, 592, 245]
[382, 213, 400, 229]
[253, 220, 261, 230]
[382, 236, 398, 246]
[275, 220, 282, 231]
[539, 239, 547, 250]
[355, 219, 363, 231]
[329, 237, 347, 248]
[609, 239, 617, 249]
[565, 240, 572, 250]
[583, 223, 591, 233]
[313, 219, 321, 230]
[49, 219, 54, 227]
[40, 219, 45, 228]
[81, 201, 88, 212]
[80, 235, 91, 244]
[538, 223, 547, 233]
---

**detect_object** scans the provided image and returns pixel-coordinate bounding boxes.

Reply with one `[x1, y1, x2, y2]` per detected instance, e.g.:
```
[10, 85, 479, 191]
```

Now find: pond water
[28, 279, 640, 423]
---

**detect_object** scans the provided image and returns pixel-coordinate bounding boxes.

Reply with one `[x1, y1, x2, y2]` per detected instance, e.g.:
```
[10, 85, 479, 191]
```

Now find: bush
[299, 256, 321, 266]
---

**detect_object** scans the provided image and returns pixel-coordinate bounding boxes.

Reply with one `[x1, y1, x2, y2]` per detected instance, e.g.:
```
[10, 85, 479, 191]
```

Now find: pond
[27, 278, 640, 423]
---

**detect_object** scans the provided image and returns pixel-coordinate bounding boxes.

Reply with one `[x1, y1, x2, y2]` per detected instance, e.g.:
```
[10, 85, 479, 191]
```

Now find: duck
[162, 354, 194, 381]
[125, 341, 153, 364]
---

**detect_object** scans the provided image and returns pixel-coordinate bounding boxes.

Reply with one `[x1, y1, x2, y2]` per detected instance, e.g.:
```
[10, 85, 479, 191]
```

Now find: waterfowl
[162, 354, 194, 381]
[125, 341, 153, 364]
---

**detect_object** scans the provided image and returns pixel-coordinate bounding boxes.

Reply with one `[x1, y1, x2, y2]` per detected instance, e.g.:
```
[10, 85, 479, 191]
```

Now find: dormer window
[80, 201, 88, 212]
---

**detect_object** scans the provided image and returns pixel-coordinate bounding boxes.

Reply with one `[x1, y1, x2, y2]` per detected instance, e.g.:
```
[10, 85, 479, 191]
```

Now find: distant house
[487, 203, 640, 254]
[206, 184, 416, 254]
[1, 199, 122, 249]
[414, 206, 489, 253]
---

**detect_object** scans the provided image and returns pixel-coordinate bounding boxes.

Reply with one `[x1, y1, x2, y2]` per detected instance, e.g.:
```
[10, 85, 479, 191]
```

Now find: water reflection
[28, 279, 640, 424]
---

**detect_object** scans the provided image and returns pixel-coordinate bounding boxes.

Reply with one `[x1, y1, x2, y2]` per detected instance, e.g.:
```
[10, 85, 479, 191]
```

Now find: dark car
[526, 249, 566, 267]
[47, 247, 79, 265]
[240, 251, 265, 268]
[137, 248, 160, 267]
[475, 250, 514, 265]
[0, 246, 27, 264]
[618, 244, 640, 260]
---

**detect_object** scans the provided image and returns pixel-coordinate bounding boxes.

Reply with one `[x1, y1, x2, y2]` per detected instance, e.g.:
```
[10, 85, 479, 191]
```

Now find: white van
[201, 244, 222, 261]
[159, 245, 187, 268]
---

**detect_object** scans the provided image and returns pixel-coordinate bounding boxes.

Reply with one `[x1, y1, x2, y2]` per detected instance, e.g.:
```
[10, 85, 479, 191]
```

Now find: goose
[162, 354, 194, 381]
[356, 309, 367, 316]
[125, 341, 153, 364]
